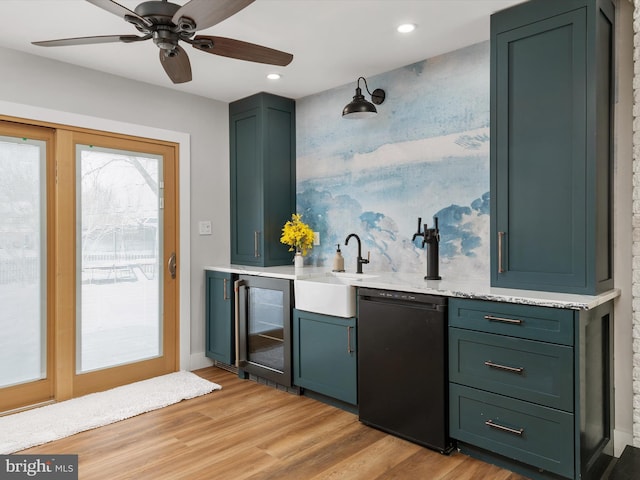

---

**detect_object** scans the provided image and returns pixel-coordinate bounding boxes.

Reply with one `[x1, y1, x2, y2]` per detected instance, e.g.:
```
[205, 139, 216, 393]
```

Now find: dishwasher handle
[358, 288, 448, 309]
[360, 299, 447, 313]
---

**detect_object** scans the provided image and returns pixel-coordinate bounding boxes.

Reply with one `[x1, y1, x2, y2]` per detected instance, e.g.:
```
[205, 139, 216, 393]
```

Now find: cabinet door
[491, 7, 588, 292]
[205, 271, 234, 364]
[230, 106, 264, 265]
[229, 93, 296, 267]
[262, 101, 296, 266]
[293, 309, 357, 405]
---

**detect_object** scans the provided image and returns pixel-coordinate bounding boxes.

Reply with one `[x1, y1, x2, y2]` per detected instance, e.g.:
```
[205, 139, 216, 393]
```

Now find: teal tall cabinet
[205, 270, 234, 365]
[490, 0, 614, 295]
[230, 92, 296, 266]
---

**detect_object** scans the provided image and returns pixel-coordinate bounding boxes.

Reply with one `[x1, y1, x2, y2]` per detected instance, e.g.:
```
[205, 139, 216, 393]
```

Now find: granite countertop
[204, 264, 620, 311]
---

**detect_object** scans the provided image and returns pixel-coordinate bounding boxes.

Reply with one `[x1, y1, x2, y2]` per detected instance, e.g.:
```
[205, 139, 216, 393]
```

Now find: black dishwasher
[357, 288, 452, 453]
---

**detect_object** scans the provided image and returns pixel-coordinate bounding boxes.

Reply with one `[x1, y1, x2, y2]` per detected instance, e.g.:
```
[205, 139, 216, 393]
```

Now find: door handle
[498, 231, 505, 273]
[223, 278, 228, 300]
[168, 252, 176, 279]
[234, 279, 246, 367]
[254, 231, 261, 258]
[347, 326, 353, 354]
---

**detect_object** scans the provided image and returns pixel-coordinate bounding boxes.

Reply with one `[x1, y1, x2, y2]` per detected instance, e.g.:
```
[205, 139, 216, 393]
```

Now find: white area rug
[0, 371, 221, 454]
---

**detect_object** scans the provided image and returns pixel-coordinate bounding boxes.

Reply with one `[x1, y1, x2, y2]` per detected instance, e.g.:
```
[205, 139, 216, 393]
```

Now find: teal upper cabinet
[490, 0, 614, 294]
[230, 92, 296, 266]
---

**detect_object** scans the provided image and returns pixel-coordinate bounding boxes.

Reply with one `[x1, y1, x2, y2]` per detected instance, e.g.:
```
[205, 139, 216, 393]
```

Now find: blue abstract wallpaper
[296, 41, 490, 279]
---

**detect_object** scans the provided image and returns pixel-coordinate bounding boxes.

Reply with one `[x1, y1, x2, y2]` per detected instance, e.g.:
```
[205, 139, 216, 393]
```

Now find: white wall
[0, 46, 230, 370]
[614, 0, 634, 453]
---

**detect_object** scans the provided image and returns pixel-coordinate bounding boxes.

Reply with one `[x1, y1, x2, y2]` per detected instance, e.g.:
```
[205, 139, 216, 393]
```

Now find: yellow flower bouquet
[280, 213, 314, 256]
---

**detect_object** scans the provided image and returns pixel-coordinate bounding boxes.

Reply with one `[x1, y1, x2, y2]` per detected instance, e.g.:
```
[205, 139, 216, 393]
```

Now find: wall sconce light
[342, 76, 386, 119]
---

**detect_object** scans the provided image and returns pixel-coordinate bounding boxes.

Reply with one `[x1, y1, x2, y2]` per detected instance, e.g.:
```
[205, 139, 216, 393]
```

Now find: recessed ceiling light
[397, 23, 416, 34]
[267, 73, 281, 80]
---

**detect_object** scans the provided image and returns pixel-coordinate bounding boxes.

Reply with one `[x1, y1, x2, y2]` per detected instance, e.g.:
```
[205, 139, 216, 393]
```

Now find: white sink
[294, 272, 377, 318]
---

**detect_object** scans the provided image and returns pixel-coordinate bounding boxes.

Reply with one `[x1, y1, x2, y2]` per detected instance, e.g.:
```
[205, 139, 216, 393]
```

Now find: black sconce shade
[342, 77, 386, 119]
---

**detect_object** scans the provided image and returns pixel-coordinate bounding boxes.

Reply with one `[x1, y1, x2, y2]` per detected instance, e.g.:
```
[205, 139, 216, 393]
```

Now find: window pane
[0, 137, 46, 387]
[76, 145, 163, 373]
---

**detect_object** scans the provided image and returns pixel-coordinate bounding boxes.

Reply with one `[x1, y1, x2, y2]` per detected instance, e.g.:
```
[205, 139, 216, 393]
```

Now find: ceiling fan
[32, 0, 294, 84]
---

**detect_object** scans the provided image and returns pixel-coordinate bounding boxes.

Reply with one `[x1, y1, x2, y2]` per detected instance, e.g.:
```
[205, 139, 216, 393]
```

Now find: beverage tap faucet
[412, 216, 442, 280]
[345, 233, 370, 274]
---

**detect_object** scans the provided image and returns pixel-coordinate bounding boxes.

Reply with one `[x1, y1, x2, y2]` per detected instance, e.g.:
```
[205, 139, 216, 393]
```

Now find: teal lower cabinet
[292, 309, 357, 405]
[451, 384, 574, 478]
[205, 271, 235, 365]
[448, 298, 613, 480]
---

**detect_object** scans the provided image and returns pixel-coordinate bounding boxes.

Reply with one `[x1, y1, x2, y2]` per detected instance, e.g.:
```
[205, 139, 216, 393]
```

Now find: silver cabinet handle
[484, 314, 523, 325]
[254, 231, 261, 258]
[167, 252, 176, 279]
[498, 231, 505, 273]
[223, 278, 228, 300]
[234, 279, 245, 367]
[484, 360, 524, 374]
[485, 419, 524, 436]
[347, 326, 353, 354]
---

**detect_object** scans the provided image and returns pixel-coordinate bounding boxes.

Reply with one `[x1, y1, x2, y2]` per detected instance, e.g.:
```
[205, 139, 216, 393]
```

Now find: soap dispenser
[332, 244, 345, 272]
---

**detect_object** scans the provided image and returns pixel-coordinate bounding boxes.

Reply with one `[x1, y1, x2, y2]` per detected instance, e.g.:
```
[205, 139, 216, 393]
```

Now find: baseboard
[189, 352, 213, 371]
[614, 429, 634, 458]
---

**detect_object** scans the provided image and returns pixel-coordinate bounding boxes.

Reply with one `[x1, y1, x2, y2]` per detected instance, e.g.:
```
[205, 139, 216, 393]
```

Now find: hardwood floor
[19, 367, 529, 479]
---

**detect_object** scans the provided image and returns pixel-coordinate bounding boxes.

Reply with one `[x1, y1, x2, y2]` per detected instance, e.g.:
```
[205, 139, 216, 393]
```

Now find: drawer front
[449, 328, 573, 411]
[450, 384, 574, 478]
[449, 298, 574, 345]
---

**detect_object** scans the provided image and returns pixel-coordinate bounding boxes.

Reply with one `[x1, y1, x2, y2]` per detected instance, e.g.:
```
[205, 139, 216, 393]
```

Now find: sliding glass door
[0, 120, 179, 412]
[69, 132, 178, 397]
[76, 144, 163, 373]
[0, 122, 54, 412]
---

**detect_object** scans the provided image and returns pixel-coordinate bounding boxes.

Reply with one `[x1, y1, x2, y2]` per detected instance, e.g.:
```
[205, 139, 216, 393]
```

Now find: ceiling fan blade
[173, 0, 255, 31]
[193, 36, 293, 66]
[86, 0, 153, 27]
[159, 46, 193, 84]
[32, 35, 146, 47]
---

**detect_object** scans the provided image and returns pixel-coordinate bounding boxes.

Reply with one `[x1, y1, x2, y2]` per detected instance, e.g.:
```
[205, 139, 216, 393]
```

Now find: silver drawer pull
[484, 360, 524, 374]
[485, 419, 524, 436]
[484, 314, 523, 325]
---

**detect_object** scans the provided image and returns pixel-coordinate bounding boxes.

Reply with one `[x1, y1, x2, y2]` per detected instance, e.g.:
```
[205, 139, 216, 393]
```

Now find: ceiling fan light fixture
[342, 77, 386, 119]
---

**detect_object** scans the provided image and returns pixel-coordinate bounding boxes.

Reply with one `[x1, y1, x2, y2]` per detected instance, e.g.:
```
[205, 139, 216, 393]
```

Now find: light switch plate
[313, 231, 320, 245]
[199, 221, 212, 235]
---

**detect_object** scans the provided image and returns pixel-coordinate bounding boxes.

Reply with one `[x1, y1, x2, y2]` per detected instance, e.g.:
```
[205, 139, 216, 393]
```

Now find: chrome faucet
[345, 233, 370, 274]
